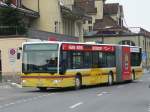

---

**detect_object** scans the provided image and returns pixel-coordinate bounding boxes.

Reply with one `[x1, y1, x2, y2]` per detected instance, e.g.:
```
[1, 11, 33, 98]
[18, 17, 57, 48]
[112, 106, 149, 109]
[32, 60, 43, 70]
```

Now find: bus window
[99, 52, 116, 68]
[84, 52, 92, 68]
[107, 53, 116, 67]
[60, 51, 68, 73]
[92, 52, 99, 68]
[131, 53, 141, 66]
[72, 52, 83, 69]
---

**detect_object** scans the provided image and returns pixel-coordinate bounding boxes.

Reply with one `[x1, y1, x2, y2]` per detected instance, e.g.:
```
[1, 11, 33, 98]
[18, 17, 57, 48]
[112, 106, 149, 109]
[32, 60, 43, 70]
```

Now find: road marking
[117, 85, 124, 88]
[11, 83, 22, 88]
[101, 91, 109, 94]
[0, 93, 55, 109]
[138, 80, 143, 82]
[70, 102, 83, 109]
[0, 85, 11, 89]
[148, 103, 150, 112]
[97, 93, 103, 96]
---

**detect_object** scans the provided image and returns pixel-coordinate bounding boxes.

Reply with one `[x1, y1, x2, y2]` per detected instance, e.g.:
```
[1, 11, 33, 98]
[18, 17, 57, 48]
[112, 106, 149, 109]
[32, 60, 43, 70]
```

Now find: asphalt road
[0, 73, 150, 112]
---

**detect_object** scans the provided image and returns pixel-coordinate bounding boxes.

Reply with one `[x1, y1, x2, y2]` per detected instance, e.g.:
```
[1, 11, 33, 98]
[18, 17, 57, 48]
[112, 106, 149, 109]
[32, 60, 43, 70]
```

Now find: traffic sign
[9, 48, 17, 64]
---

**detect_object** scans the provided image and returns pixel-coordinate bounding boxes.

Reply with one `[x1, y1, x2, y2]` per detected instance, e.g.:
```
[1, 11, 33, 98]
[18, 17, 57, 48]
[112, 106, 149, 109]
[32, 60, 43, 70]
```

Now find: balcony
[61, 4, 91, 20]
[0, 26, 26, 35]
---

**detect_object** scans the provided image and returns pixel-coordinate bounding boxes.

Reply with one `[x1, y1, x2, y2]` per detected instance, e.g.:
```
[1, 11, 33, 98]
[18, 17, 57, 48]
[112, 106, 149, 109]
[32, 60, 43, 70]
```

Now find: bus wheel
[108, 73, 113, 86]
[75, 76, 82, 90]
[38, 87, 47, 91]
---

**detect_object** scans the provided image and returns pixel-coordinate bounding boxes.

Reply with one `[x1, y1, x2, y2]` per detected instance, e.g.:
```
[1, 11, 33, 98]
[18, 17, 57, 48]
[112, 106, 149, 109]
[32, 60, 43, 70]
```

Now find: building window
[88, 26, 92, 32]
[62, 19, 75, 36]
[54, 21, 59, 33]
[88, 20, 92, 24]
[143, 40, 145, 47]
[119, 40, 136, 46]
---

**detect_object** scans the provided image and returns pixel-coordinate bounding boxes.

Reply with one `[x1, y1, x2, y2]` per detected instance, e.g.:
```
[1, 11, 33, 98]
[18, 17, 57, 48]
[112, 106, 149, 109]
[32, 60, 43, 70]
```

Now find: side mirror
[17, 47, 22, 60]
[18, 47, 22, 50]
[17, 53, 21, 60]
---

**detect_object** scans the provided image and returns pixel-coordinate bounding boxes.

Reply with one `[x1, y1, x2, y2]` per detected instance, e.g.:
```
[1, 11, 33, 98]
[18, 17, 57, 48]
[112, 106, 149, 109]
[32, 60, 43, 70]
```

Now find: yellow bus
[21, 41, 143, 91]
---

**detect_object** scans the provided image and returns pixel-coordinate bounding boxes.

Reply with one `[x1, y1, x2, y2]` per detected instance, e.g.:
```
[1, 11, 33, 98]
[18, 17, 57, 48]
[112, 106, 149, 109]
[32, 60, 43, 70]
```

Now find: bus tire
[38, 87, 47, 91]
[108, 72, 113, 86]
[75, 75, 82, 90]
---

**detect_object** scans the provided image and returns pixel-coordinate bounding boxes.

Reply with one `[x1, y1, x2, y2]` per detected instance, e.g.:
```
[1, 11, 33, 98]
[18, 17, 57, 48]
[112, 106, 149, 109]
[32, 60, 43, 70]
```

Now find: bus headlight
[22, 80, 26, 84]
[53, 80, 61, 84]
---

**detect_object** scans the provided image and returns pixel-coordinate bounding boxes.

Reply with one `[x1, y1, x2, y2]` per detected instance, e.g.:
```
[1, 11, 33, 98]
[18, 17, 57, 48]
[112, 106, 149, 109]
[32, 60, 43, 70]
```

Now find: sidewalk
[0, 81, 22, 88]
[144, 69, 150, 74]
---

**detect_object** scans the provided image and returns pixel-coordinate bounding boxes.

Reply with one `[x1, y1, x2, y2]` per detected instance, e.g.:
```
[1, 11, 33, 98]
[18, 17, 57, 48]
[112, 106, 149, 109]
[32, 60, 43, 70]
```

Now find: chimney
[95, 0, 103, 19]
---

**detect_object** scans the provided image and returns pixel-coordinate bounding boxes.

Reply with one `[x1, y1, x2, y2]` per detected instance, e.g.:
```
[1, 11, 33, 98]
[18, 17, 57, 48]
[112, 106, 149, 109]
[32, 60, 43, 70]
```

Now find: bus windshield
[22, 44, 59, 74]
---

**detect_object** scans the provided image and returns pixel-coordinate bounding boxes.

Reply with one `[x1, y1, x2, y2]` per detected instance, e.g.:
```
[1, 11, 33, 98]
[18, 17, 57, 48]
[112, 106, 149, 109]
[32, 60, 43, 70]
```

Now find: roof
[104, 3, 119, 15]
[75, 0, 97, 14]
[61, 6, 91, 20]
[93, 15, 120, 30]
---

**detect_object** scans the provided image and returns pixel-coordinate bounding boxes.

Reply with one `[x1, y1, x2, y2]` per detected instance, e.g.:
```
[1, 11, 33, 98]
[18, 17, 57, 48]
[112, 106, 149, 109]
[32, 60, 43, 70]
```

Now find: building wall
[22, 0, 39, 12]
[75, 21, 84, 42]
[83, 15, 96, 33]
[63, 0, 74, 9]
[83, 0, 104, 33]
[22, 0, 62, 33]
[22, 0, 84, 42]
[95, 0, 103, 20]
[0, 37, 27, 76]
[103, 36, 139, 45]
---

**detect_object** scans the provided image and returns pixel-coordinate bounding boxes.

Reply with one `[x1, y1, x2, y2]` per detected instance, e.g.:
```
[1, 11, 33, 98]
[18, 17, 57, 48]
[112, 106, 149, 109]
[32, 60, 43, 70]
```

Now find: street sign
[9, 48, 17, 64]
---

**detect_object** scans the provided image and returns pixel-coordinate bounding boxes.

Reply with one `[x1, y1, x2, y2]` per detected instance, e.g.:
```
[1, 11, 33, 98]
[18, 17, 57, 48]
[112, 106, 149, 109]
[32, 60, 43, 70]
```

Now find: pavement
[0, 72, 149, 112]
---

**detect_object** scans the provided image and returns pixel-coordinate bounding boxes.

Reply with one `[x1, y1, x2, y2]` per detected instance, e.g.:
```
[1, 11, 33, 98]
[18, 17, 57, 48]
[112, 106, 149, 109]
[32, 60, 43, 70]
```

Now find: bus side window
[92, 52, 99, 68]
[60, 51, 68, 72]
[72, 52, 83, 69]
[84, 52, 92, 68]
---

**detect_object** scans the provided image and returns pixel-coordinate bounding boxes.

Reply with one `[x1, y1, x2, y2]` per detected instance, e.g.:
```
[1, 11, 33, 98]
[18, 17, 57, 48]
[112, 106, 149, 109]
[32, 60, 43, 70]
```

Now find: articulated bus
[21, 41, 143, 91]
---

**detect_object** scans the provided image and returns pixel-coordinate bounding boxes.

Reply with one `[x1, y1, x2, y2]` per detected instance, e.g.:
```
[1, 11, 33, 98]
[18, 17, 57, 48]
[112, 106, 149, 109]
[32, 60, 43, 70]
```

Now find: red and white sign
[10, 49, 16, 55]
[62, 44, 115, 52]
[9, 48, 17, 64]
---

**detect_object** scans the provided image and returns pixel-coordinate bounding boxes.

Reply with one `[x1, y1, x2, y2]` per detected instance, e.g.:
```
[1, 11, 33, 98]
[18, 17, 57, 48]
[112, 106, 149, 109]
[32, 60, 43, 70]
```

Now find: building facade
[22, 0, 89, 42]
[75, 0, 104, 33]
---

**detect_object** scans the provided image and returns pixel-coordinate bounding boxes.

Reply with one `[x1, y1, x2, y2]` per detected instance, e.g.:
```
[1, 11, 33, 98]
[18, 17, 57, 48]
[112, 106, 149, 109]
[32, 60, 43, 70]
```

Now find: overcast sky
[106, 0, 150, 31]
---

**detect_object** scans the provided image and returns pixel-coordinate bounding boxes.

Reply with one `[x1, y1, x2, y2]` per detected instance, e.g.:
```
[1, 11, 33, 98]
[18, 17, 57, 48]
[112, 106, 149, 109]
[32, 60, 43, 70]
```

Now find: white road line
[101, 91, 109, 94]
[97, 93, 103, 96]
[117, 85, 124, 88]
[138, 80, 143, 82]
[15, 100, 22, 104]
[70, 102, 83, 109]
[148, 104, 150, 112]
[0, 93, 55, 109]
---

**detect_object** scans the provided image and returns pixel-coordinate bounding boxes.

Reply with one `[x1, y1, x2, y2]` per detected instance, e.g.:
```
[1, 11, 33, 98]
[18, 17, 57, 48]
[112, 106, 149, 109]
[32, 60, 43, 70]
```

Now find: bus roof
[22, 41, 141, 48]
